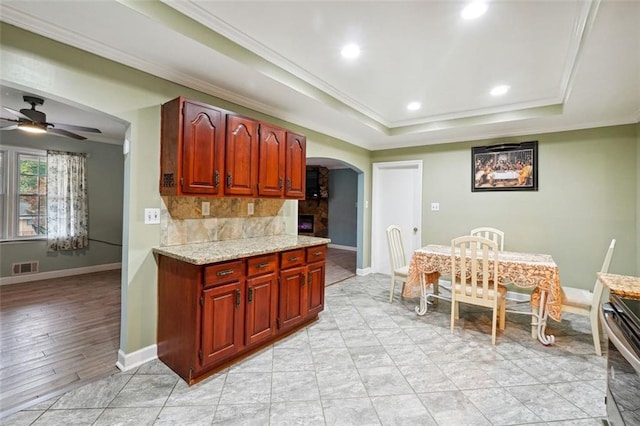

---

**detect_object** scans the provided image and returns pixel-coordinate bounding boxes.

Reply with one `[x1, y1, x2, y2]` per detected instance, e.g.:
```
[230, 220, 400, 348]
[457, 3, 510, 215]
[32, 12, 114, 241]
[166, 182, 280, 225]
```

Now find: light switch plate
[202, 201, 210, 216]
[144, 208, 160, 224]
[431, 202, 440, 211]
[247, 202, 254, 215]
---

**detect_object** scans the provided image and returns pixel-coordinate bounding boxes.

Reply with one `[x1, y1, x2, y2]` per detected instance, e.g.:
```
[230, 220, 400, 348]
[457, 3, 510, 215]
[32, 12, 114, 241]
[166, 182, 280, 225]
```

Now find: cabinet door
[200, 281, 244, 368]
[258, 123, 286, 197]
[278, 266, 307, 330]
[225, 115, 258, 196]
[182, 101, 224, 195]
[306, 261, 325, 318]
[245, 272, 278, 346]
[285, 132, 306, 199]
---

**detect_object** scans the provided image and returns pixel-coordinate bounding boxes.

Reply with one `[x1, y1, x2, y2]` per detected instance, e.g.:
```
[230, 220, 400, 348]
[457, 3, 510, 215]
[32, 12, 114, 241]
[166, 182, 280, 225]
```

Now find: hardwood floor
[325, 247, 357, 285]
[0, 270, 121, 418]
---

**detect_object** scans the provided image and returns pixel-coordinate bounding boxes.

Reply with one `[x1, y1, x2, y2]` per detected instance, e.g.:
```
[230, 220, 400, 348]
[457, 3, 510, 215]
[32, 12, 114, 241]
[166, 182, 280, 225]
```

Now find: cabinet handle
[301, 274, 306, 286]
[217, 269, 234, 277]
[248, 287, 253, 303]
[286, 178, 291, 190]
[214, 170, 220, 188]
[313, 251, 322, 257]
[257, 262, 270, 269]
[279, 177, 283, 189]
[288, 256, 299, 262]
[235, 289, 241, 307]
[226, 172, 232, 188]
[308, 273, 312, 285]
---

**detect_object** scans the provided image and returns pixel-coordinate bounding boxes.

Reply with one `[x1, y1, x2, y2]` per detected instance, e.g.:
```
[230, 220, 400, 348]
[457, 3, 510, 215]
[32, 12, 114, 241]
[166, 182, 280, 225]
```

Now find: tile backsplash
[160, 196, 287, 246]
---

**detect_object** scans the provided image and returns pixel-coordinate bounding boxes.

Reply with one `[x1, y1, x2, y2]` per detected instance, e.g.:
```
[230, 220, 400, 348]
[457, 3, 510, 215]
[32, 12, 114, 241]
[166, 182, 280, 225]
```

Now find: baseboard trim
[356, 267, 371, 276]
[0, 262, 122, 286]
[116, 345, 158, 372]
[328, 244, 357, 251]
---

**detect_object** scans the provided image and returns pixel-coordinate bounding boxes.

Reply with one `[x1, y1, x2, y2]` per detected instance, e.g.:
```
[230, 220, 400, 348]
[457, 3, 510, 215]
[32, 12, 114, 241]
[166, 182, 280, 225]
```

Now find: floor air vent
[12, 261, 39, 275]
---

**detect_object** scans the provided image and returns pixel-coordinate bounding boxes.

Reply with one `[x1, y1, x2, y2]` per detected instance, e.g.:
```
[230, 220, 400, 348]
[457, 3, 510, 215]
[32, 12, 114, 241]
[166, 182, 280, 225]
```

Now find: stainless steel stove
[601, 294, 640, 425]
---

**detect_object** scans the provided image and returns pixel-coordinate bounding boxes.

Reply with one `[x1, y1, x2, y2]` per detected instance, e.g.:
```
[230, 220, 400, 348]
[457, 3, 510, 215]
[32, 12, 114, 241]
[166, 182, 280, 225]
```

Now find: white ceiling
[0, 0, 638, 150]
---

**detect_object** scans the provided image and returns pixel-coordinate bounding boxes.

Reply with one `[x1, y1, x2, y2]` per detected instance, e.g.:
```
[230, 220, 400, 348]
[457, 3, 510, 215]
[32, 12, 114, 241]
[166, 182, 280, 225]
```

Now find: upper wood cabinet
[258, 123, 286, 197]
[285, 132, 307, 199]
[160, 96, 306, 199]
[225, 115, 258, 197]
[160, 97, 224, 196]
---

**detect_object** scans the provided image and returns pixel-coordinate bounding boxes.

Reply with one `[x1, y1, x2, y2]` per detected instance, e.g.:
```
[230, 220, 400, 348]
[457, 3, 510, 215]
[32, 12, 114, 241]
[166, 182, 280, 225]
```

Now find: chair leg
[499, 300, 506, 331]
[491, 306, 498, 345]
[531, 306, 538, 339]
[450, 303, 456, 335]
[590, 309, 602, 356]
[389, 276, 396, 303]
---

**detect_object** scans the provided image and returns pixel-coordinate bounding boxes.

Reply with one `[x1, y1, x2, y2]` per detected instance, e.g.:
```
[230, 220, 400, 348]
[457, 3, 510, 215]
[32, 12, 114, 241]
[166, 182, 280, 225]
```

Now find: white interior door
[371, 160, 423, 274]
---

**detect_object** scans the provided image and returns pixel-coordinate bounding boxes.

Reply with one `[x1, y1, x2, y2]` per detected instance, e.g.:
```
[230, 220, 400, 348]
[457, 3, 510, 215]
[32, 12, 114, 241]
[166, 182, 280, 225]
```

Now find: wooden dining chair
[560, 239, 616, 356]
[450, 235, 507, 345]
[386, 225, 409, 303]
[470, 227, 505, 251]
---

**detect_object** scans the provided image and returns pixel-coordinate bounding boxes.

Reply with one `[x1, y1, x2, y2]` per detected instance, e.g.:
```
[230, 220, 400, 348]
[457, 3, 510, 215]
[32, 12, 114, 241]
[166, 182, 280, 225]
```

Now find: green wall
[0, 131, 123, 277]
[372, 125, 638, 286]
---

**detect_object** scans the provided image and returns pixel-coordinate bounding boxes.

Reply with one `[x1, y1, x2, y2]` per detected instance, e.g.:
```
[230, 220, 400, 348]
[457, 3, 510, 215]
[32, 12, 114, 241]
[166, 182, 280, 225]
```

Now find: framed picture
[472, 141, 538, 192]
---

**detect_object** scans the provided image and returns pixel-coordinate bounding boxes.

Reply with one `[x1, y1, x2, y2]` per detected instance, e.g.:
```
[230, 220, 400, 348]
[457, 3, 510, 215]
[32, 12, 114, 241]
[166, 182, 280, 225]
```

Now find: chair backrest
[470, 227, 504, 251]
[451, 235, 499, 301]
[592, 239, 616, 307]
[386, 225, 407, 271]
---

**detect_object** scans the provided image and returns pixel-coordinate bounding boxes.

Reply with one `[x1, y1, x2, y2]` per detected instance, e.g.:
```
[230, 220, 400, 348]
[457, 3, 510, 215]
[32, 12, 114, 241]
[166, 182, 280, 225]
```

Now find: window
[0, 146, 47, 240]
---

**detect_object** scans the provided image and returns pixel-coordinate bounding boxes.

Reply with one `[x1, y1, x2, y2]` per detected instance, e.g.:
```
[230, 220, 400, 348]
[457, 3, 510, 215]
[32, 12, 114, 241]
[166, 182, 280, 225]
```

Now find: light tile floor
[2, 274, 607, 425]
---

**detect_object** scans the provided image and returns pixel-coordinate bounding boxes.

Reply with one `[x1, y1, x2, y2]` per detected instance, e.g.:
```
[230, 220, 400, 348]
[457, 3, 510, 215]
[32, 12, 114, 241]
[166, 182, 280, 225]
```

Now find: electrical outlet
[144, 208, 160, 224]
[247, 202, 254, 215]
[202, 201, 210, 216]
[431, 202, 440, 211]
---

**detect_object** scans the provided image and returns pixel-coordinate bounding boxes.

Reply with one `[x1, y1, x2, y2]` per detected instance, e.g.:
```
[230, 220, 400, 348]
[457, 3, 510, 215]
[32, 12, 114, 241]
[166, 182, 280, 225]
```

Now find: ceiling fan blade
[3, 106, 31, 121]
[0, 124, 19, 131]
[51, 122, 102, 134]
[48, 128, 87, 140]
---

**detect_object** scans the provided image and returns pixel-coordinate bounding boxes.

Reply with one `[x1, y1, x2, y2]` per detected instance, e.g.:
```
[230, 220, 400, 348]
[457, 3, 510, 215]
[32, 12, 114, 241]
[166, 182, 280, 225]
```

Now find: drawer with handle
[307, 245, 327, 262]
[204, 260, 244, 287]
[280, 248, 305, 269]
[247, 253, 277, 277]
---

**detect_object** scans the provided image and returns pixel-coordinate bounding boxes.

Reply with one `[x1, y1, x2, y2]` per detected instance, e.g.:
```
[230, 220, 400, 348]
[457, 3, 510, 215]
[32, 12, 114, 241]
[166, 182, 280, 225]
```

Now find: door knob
[413, 227, 418, 233]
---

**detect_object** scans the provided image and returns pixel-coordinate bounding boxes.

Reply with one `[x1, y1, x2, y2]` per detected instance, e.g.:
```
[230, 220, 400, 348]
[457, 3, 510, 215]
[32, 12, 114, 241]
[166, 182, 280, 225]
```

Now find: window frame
[0, 145, 48, 241]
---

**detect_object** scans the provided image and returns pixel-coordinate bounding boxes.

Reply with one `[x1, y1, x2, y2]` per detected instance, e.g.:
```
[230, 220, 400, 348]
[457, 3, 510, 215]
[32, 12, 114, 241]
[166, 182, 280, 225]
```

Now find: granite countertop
[598, 272, 640, 300]
[153, 235, 331, 265]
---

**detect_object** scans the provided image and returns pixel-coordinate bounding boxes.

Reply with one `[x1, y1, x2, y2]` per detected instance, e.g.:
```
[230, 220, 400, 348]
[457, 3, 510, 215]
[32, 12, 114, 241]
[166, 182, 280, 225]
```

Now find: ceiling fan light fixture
[18, 122, 47, 134]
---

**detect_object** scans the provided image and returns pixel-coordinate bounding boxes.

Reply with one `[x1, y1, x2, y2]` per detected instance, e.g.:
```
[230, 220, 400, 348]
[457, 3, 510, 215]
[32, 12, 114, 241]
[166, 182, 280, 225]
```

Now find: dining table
[404, 244, 563, 345]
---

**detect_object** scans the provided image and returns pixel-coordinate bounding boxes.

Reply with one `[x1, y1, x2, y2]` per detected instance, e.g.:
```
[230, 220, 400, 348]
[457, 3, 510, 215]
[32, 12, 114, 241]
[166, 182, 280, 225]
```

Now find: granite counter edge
[152, 237, 332, 265]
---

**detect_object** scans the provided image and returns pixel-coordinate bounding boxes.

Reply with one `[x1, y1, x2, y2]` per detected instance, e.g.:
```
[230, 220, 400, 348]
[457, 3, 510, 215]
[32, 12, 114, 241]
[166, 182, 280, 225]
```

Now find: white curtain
[47, 150, 89, 251]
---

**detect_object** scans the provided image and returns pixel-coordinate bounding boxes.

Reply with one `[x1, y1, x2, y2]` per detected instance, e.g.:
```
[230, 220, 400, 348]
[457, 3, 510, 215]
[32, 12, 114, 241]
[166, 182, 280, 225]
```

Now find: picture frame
[472, 141, 538, 192]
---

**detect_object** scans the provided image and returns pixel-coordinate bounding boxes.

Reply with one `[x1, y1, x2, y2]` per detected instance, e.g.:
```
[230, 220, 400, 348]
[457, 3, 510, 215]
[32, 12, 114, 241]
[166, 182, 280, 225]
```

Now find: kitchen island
[153, 235, 330, 384]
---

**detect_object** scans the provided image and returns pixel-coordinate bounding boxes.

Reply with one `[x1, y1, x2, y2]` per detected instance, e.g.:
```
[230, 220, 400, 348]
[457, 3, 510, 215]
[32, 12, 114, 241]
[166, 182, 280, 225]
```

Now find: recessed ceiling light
[461, 1, 488, 20]
[490, 85, 510, 96]
[341, 43, 361, 59]
[407, 102, 421, 111]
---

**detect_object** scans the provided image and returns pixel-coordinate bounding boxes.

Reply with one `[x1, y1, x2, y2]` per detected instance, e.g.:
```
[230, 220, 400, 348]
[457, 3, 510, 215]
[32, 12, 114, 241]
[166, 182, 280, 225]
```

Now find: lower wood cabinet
[200, 281, 243, 368]
[157, 244, 326, 384]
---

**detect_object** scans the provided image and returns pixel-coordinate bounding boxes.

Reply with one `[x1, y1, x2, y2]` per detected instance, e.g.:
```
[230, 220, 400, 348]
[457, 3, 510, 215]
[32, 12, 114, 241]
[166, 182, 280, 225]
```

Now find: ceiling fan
[1, 95, 102, 140]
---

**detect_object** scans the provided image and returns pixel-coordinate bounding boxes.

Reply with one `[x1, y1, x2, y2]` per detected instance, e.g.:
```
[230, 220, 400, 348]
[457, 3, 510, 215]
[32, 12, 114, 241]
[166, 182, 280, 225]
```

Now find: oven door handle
[601, 303, 640, 375]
